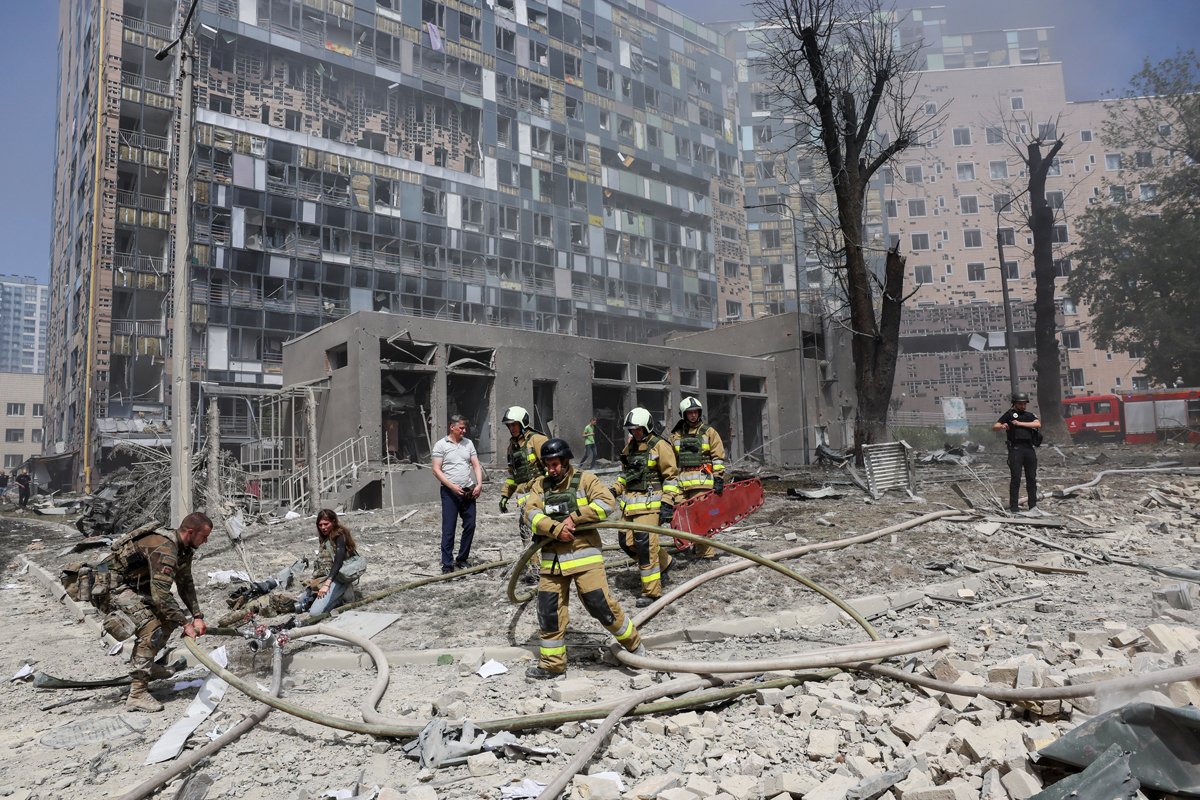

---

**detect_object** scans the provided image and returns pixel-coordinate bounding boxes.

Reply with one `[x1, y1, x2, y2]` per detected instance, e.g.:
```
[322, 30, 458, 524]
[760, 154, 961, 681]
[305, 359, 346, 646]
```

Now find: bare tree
[752, 0, 942, 455]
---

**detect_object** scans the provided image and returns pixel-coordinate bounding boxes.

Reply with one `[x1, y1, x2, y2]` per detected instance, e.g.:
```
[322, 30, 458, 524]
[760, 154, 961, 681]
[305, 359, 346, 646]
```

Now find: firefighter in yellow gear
[499, 406, 548, 584]
[670, 396, 727, 561]
[612, 407, 681, 607]
[522, 437, 645, 678]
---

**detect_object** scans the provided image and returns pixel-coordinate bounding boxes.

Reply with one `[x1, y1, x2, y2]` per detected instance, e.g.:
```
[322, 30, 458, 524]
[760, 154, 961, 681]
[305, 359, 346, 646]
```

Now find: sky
[0, 0, 1196, 285]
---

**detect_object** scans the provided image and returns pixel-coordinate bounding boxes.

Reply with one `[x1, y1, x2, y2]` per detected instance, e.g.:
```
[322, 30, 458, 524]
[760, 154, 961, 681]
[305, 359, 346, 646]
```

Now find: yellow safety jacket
[524, 468, 617, 576]
[670, 422, 726, 491]
[613, 435, 680, 515]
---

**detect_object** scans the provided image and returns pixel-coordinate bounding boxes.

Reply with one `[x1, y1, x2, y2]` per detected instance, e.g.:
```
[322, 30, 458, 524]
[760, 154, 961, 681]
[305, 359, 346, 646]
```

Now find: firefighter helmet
[679, 396, 703, 416]
[502, 406, 531, 429]
[1011, 392, 1030, 403]
[540, 437, 574, 462]
[623, 407, 656, 434]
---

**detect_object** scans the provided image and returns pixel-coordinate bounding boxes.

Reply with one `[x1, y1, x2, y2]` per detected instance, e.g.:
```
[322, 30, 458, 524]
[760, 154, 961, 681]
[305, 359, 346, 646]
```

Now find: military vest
[508, 435, 545, 484]
[110, 526, 169, 580]
[674, 424, 711, 469]
[542, 473, 583, 521]
[620, 436, 664, 492]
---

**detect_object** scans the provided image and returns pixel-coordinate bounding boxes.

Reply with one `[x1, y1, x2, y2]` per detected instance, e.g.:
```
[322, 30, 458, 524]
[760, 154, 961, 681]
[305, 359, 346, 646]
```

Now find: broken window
[593, 361, 627, 381]
[635, 364, 668, 384]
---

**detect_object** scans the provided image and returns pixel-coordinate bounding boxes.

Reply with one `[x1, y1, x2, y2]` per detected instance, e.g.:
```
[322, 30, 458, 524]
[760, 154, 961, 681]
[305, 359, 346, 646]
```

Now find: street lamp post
[996, 190, 1029, 399]
[745, 202, 810, 465]
[157, 0, 200, 526]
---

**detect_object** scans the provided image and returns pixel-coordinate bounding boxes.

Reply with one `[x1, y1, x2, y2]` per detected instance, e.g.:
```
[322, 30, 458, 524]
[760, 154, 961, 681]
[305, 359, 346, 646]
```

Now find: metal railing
[110, 319, 165, 337]
[281, 435, 370, 512]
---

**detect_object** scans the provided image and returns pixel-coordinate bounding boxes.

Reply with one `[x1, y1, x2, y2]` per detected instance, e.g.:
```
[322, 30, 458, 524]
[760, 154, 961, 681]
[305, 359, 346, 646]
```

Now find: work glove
[499, 496, 509, 513]
[658, 505, 674, 527]
[713, 475, 725, 496]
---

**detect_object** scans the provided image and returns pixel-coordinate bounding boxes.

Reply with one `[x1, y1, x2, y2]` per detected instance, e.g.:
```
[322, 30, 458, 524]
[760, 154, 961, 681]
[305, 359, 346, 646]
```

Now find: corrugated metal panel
[862, 441, 914, 498]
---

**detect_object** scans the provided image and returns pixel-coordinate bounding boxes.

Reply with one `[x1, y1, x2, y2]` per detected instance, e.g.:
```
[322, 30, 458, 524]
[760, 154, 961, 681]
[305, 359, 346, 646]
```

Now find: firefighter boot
[148, 661, 176, 680]
[125, 680, 164, 713]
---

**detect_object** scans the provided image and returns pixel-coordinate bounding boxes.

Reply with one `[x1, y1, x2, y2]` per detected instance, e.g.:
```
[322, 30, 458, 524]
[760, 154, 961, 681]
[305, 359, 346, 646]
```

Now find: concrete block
[657, 789, 698, 800]
[684, 776, 720, 797]
[891, 701, 941, 742]
[761, 771, 819, 797]
[987, 654, 1035, 686]
[1069, 629, 1110, 651]
[945, 673, 985, 713]
[626, 773, 681, 800]
[819, 697, 866, 722]
[804, 773, 857, 800]
[551, 678, 596, 702]
[845, 755, 882, 780]
[406, 789, 438, 800]
[1000, 768, 1043, 799]
[1110, 629, 1143, 648]
[575, 775, 624, 800]
[958, 719, 1026, 763]
[466, 751, 498, 777]
[644, 719, 668, 736]
[808, 728, 841, 759]
[1022, 724, 1059, 752]
[757, 688, 788, 706]
[1143, 623, 1188, 654]
[718, 774, 759, 800]
[1064, 661, 1129, 684]
[1168, 679, 1200, 707]
[929, 656, 961, 683]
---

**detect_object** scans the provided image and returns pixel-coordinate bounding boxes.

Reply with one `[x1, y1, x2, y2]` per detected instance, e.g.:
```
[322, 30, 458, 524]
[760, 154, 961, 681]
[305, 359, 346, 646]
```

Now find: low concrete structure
[282, 312, 809, 506]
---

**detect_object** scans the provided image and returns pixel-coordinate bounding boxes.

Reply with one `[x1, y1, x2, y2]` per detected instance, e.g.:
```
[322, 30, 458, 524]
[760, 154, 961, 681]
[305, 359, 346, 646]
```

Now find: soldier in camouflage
[110, 511, 213, 712]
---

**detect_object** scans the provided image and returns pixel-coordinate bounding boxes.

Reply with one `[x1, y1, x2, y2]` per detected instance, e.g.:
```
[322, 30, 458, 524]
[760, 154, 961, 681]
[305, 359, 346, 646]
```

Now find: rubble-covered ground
[2, 441, 1199, 800]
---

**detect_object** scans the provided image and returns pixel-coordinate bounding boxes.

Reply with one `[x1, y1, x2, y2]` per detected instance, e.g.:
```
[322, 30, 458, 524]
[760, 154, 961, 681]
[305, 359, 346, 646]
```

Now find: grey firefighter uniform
[613, 434, 680, 598]
[523, 467, 642, 674]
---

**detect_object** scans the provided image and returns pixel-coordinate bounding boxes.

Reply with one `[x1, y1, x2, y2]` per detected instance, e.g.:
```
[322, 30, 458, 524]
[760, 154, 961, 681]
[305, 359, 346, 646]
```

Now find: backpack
[1030, 427, 1043, 447]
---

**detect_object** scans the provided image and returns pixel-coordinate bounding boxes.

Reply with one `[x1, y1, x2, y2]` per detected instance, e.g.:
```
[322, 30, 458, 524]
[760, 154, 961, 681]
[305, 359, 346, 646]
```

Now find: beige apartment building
[0, 372, 47, 472]
[882, 58, 1150, 421]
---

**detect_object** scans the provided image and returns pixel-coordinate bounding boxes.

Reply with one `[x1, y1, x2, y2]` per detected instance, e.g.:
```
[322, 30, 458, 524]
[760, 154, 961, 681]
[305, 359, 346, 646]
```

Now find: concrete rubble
[1, 446, 1199, 798]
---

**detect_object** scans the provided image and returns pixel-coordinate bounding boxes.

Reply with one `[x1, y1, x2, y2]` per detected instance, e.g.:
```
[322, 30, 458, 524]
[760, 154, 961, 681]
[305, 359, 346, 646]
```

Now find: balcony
[113, 252, 166, 274]
[110, 319, 165, 337]
[119, 130, 170, 152]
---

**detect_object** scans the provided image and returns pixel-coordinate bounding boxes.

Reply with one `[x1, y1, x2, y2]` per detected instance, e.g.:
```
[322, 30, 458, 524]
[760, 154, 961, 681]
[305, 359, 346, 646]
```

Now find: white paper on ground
[11, 663, 34, 681]
[107, 641, 124, 656]
[143, 646, 229, 765]
[307, 611, 401, 646]
[1, 583, 20, 589]
[284, 510, 301, 520]
[171, 679, 204, 692]
[477, 659, 508, 678]
[501, 779, 547, 799]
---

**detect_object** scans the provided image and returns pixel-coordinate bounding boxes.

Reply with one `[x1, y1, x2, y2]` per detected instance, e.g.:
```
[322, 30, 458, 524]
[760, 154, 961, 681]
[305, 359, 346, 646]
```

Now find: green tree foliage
[1069, 51, 1200, 386]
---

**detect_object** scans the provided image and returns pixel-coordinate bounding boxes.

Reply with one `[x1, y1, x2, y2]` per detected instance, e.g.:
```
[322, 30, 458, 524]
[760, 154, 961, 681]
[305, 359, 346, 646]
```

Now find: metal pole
[169, 33, 195, 527]
[745, 202, 811, 465]
[996, 194, 1026, 398]
[304, 387, 322, 511]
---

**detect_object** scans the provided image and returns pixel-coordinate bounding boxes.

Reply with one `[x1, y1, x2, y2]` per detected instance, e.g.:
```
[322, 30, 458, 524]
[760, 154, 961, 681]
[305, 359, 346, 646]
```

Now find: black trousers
[1007, 444, 1038, 511]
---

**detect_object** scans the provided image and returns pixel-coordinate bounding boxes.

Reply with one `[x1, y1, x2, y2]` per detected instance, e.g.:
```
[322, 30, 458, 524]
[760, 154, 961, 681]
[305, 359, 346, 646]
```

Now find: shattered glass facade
[48, 0, 749, 484]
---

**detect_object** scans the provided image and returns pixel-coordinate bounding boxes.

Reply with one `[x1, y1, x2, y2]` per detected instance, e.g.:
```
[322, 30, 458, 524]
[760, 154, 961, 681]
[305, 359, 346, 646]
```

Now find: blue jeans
[440, 485, 477, 571]
[580, 443, 598, 469]
[308, 580, 349, 615]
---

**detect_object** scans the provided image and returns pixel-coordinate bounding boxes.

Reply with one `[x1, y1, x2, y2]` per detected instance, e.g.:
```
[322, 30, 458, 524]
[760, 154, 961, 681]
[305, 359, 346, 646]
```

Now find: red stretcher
[669, 477, 764, 552]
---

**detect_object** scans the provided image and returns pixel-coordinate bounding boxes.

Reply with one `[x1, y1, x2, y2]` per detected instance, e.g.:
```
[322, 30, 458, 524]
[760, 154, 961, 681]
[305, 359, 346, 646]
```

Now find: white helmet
[502, 406, 531, 429]
[623, 407, 655, 433]
[679, 396, 703, 416]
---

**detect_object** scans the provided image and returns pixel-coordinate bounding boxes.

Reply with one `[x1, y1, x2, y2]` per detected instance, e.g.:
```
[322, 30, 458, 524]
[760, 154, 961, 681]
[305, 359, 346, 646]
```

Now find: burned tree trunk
[1026, 140, 1070, 442]
[851, 247, 907, 454]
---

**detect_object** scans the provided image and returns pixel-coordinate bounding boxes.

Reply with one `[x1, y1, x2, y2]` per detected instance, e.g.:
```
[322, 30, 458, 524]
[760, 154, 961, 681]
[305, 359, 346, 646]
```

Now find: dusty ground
[1, 440, 1199, 799]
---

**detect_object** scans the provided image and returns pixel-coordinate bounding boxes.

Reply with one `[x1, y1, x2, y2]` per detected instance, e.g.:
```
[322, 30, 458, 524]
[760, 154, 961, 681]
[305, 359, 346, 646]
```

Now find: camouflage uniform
[613, 435, 680, 600]
[670, 421, 726, 559]
[110, 528, 202, 684]
[523, 467, 640, 674]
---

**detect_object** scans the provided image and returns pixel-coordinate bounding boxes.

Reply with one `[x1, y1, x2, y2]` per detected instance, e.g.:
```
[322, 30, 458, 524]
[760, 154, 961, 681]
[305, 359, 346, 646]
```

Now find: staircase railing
[281, 436, 370, 512]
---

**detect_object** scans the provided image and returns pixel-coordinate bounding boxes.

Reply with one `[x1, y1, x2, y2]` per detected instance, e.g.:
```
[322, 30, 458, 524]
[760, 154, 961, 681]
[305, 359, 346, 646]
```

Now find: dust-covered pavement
[2, 442, 1200, 799]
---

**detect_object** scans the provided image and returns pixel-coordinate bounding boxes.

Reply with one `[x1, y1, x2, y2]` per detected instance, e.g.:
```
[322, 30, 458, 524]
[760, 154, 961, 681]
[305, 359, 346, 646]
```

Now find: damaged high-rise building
[48, 0, 750, 487]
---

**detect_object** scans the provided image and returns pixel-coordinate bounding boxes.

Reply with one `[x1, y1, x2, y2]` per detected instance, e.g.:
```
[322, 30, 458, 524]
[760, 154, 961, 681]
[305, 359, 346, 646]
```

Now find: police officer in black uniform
[993, 391, 1042, 515]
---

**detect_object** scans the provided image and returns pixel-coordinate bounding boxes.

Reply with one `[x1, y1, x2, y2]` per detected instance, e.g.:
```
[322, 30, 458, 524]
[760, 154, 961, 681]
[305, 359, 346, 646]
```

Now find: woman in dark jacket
[307, 508, 361, 614]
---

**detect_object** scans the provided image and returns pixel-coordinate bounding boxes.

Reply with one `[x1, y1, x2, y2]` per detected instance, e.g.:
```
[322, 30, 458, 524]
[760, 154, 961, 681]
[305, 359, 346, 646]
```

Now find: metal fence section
[861, 441, 915, 498]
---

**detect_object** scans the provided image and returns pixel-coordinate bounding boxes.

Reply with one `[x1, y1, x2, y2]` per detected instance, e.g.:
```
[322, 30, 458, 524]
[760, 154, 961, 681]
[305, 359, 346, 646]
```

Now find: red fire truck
[1063, 389, 1200, 443]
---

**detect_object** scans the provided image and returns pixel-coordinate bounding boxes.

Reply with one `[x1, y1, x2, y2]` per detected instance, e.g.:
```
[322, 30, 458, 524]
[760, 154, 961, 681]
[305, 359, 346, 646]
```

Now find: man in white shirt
[431, 414, 484, 574]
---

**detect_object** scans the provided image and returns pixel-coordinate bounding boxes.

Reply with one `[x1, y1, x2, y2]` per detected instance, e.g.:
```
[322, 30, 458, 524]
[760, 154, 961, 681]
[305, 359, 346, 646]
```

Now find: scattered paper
[501, 780, 548, 799]
[477, 659, 508, 678]
[284, 510, 301, 520]
[107, 641, 124, 656]
[226, 512, 245, 542]
[11, 663, 34, 681]
[172, 679, 205, 692]
[143, 646, 229, 765]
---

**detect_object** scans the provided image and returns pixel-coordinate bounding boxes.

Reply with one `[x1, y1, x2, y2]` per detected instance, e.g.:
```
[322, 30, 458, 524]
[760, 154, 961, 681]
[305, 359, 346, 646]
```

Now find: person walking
[612, 408, 681, 607]
[15, 469, 33, 509]
[499, 406, 548, 584]
[580, 418, 598, 469]
[670, 397, 726, 561]
[431, 414, 483, 574]
[109, 511, 213, 712]
[993, 391, 1042, 515]
[521, 437, 645, 678]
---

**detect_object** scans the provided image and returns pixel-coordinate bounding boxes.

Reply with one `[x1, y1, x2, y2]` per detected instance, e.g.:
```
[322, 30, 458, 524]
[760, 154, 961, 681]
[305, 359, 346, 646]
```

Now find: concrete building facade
[47, 0, 751, 488]
[0, 373, 47, 472]
[0, 277, 51, 375]
[280, 312, 783, 505]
